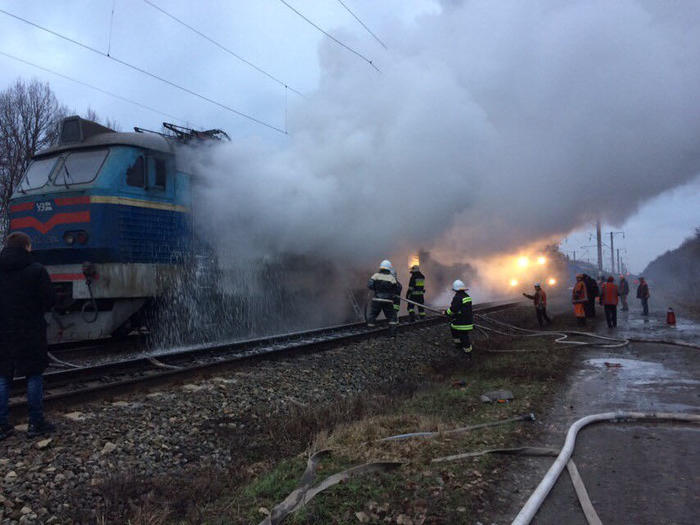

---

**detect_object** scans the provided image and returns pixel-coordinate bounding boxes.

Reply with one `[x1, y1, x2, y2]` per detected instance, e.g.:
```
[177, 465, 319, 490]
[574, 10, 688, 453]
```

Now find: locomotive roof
[36, 130, 175, 157]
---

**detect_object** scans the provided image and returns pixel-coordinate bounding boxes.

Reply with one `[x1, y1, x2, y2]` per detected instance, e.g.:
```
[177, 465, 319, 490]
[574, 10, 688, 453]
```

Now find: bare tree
[0, 78, 67, 234]
[84, 106, 120, 131]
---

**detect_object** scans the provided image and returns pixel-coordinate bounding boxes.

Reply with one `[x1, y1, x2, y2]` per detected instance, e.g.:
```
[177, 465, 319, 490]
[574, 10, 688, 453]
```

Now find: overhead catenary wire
[336, 0, 387, 49]
[141, 0, 305, 98]
[0, 50, 196, 127]
[0, 8, 287, 135]
[277, 0, 380, 72]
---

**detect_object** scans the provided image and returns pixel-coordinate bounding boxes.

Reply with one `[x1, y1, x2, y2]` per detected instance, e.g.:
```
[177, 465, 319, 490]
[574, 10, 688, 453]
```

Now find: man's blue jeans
[0, 374, 44, 426]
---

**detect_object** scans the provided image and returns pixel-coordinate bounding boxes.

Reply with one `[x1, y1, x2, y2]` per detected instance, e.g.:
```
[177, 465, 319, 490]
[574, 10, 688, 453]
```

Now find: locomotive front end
[9, 116, 193, 343]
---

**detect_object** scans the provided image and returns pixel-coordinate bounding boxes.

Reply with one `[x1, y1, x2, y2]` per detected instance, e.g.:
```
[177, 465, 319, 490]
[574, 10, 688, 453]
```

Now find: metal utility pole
[617, 249, 621, 275]
[596, 221, 603, 276]
[609, 231, 625, 274]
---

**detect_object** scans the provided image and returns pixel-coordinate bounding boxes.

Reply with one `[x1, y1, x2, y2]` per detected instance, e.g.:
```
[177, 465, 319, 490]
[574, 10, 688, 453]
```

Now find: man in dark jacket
[636, 277, 650, 316]
[582, 274, 599, 318]
[619, 275, 630, 311]
[367, 259, 402, 336]
[445, 279, 474, 357]
[406, 265, 426, 322]
[0, 232, 56, 440]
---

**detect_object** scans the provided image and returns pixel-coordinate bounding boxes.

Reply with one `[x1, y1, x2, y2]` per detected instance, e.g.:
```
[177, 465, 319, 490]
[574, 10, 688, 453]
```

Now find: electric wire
[277, 0, 380, 72]
[336, 0, 387, 49]
[141, 0, 305, 98]
[0, 50, 194, 126]
[0, 8, 287, 134]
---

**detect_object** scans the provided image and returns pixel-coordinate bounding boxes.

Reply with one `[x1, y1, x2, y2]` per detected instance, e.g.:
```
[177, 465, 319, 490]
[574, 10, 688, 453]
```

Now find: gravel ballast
[0, 321, 467, 523]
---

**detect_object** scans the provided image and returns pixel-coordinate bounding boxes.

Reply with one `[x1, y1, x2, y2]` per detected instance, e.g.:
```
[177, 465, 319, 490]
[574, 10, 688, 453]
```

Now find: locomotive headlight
[63, 232, 75, 245]
[517, 256, 529, 268]
[509, 278, 519, 287]
[548, 277, 556, 285]
[76, 231, 89, 244]
[537, 256, 547, 265]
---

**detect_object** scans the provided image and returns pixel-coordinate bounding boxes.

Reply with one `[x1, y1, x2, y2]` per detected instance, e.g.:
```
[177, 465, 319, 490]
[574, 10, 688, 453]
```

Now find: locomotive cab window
[126, 156, 145, 187]
[151, 157, 167, 189]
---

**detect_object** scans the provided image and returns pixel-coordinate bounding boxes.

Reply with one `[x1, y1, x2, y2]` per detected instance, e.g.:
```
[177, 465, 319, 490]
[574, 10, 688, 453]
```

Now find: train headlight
[76, 231, 89, 244]
[537, 256, 547, 265]
[517, 256, 529, 268]
[548, 277, 556, 285]
[510, 278, 519, 287]
[63, 232, 75, 245]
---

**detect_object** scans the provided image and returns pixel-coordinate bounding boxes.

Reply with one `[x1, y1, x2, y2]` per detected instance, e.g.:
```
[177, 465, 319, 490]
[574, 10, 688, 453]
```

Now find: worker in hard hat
[523, 283, 551, 328]
[572, 274, 588, 326]
[406, 265, 426, 322]
[444, 279, 474, 357]
[367, 260, 402, 336]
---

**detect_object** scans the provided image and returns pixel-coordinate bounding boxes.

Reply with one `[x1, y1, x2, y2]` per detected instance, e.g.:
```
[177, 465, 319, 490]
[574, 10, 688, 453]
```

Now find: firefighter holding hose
[444, 279, 474, 357]
[367, 260, 402, 336]
[406, 265, 426, 322]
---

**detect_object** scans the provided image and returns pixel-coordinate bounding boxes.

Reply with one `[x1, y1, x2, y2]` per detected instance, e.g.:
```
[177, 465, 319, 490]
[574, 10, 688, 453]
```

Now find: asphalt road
[489, 307, 699, 525]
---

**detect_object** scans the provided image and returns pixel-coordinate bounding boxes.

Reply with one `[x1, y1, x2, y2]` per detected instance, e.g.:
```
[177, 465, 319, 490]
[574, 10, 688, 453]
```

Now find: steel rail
[9, 300, 521, 407]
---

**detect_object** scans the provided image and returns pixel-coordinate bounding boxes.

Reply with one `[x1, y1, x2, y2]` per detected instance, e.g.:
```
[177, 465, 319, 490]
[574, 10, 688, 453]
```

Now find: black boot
[28, 419, 56, 438]
[0, 423, 14, 441]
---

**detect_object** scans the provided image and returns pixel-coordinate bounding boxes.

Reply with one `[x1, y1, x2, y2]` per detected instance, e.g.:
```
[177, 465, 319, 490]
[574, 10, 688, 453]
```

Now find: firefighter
[572, 274, 588, 326]
[444, 279, 474, 357]
[406, 265, 426, 322]
[367, 260, 402, 336]
[619, 274, 630, 311]
[600, 276, 619, 328]
[523, 283, 551, 328]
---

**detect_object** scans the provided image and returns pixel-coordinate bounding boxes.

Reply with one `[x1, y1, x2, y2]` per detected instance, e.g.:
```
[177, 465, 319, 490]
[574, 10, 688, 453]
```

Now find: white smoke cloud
[191, 0, 700, 267]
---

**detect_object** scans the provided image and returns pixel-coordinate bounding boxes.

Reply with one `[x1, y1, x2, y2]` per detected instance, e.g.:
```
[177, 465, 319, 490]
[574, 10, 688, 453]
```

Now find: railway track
[10, 300, 521, 408]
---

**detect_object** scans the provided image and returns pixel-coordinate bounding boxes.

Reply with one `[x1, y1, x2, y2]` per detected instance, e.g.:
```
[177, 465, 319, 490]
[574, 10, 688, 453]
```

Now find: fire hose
[511, 411, 700, 525]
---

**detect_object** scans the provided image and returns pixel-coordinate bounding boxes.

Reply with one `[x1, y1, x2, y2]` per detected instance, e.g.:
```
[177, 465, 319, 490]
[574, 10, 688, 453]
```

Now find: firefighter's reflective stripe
[450, 323, 474, 331]
[419, 312, 426, 316]
[415, 279, 425, 287]
[393, 304, 400, 310]
[372, 298, 394, 303]
[462, 297, 472, 304]
[446, 307, 453, 315]
[409, 291, 425, 296]
[371, 272, 398, 283]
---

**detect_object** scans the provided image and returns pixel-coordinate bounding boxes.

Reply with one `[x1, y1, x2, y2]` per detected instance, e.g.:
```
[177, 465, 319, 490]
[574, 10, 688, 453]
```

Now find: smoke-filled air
[190, 0, 700, 286]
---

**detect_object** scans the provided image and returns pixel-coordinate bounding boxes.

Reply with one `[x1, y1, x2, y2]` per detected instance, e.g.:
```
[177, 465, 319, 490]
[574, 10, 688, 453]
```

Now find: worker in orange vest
[572, 274, 588, 326]
[600, 276, 619, 328]
[523, 283, 551, 328]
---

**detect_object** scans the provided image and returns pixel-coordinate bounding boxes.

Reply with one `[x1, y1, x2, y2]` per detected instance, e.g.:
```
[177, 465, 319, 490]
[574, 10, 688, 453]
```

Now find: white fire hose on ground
[511, 411, 700, 525]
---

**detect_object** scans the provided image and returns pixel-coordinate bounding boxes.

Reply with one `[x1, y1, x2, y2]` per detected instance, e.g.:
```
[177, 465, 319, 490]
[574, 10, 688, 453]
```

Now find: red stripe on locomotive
[10, 211, 91, 234]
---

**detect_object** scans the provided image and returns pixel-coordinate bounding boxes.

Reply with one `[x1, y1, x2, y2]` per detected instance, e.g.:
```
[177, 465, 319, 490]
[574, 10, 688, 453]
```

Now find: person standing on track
[600, 276, 619, 328]
[444, 280, 474, 357]
[572, 274, 588, 326]
[0, 232, 56, 441]
[618, 274, 630, 311]
[367, 260, 402, 337]
[523, 283, 551, 328]
[406, 265, 426, 322]
[636, 277, 650, 316]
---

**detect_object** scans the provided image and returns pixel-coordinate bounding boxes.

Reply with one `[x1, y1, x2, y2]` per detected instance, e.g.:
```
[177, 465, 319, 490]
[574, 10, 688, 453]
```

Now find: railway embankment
[0, 306, 581, 524]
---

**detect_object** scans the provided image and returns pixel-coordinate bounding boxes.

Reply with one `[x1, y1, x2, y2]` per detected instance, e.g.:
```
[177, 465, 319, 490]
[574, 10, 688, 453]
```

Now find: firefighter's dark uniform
[367, 269, 402, 336]
[406, 270, 426, 322]
[446, 290, 474, 355]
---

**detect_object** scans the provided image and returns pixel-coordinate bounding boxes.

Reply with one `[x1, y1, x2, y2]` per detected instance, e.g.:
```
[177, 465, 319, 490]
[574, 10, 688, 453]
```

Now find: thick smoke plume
[191, 0, 700, 272]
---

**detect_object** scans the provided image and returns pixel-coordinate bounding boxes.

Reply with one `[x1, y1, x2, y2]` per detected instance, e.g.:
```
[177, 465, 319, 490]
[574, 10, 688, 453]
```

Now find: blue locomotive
[8, 116, 227, 344]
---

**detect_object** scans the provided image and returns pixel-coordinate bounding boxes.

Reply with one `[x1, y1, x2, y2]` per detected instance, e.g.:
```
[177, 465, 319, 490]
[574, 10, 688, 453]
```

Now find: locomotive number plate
[35, 201, 54, 213]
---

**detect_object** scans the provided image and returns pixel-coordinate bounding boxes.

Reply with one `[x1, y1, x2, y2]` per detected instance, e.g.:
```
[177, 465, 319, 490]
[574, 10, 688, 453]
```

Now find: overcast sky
[1, 0, 698, 272]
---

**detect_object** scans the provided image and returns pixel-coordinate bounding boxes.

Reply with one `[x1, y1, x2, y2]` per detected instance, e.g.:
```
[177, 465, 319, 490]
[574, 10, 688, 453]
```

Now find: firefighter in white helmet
[444, 279, 474, 356]
[367, 260, 402, 336]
